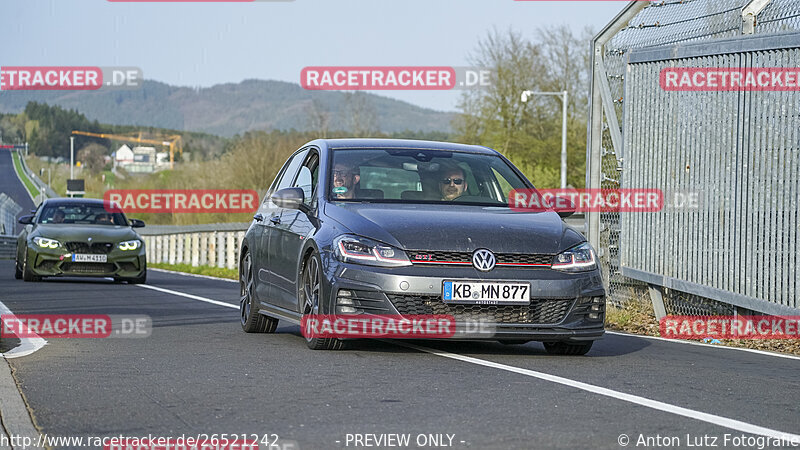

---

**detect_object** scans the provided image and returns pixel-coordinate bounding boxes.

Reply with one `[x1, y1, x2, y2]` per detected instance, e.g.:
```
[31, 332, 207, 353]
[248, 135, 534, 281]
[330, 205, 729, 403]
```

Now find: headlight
[33, 237, 61, 249]
[334, 235, 411, 267]
[552, 242, 596, 272]
[118, 240, 142, 251]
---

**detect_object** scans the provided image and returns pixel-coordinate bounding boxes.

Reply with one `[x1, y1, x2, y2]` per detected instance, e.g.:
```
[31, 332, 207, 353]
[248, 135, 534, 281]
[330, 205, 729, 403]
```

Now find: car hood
[323, 203, 584, 254]
[31, 224, 139, 243]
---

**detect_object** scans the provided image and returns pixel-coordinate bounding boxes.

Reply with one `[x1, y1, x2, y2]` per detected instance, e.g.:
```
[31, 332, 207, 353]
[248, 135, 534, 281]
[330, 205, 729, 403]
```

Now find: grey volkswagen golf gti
[239, 139, 605, 354]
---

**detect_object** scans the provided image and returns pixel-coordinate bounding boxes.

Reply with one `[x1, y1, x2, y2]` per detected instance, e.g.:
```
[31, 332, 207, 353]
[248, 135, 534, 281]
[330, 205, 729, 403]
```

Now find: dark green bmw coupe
[15, 198, 147, 283]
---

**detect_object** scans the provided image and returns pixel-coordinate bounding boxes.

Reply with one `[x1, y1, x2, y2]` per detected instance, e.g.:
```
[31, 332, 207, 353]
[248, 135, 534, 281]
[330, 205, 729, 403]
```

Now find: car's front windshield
[329, 149, 531, 205]
[38, 204, 128, 226]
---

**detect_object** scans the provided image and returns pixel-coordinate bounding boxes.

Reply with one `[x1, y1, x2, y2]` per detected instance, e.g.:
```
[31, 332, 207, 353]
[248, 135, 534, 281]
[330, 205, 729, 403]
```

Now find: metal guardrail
[587, 0, 800, 316]
[138, 223, 249, 270]
[0, 236, 16, 260]
[17, 151, 59, 201]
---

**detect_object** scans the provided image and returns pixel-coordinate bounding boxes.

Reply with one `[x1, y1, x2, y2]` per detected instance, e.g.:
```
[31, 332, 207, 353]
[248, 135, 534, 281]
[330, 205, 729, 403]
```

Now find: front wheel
[240, 251, 278, 333]
[22, 251, 41, 282]
[543, 341, 594, 356]
[300, 252, 344, 350]
[14, 257, 22, 279]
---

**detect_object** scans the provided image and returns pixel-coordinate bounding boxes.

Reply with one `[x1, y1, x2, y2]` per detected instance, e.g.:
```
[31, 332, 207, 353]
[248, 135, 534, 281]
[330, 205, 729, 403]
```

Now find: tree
[305, 98, 330, 138]
[343, 92, 379, 137]
[77, 143, 108, 174]
[454, 27, 592, 188]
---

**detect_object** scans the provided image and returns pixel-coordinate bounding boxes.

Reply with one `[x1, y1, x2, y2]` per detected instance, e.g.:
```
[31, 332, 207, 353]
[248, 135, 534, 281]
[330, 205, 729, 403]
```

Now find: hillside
[0, 79, 455, 137]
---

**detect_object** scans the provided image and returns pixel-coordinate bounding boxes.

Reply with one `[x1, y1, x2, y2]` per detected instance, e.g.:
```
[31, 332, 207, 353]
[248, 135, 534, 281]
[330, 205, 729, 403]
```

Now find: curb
[0, 357, 43, 450]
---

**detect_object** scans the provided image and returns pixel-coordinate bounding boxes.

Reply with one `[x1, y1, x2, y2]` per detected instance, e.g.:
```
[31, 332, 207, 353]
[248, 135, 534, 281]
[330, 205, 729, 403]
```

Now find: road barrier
[138, 223, 249, 270]
[587, 0, 800, 317]
[0, 236, 16, 260]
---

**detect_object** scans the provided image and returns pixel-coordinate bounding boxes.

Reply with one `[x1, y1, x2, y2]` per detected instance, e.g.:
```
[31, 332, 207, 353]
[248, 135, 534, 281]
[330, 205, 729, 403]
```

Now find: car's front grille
[407, 251, 553, 267]
[36, 260, 58, 271]
[387, 294, 574, 324]
[66, 242, 114, 254]
[61, 263, 116, 274]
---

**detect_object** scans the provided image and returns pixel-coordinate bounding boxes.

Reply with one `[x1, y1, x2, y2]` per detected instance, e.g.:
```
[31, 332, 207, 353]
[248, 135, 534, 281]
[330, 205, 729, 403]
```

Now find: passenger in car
[438, 164, 468, 201]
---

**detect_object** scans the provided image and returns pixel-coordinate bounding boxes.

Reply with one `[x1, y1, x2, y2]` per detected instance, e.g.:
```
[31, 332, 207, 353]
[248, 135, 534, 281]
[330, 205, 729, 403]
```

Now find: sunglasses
[440, 178, 465, 185]
[332, 170, 353, 177]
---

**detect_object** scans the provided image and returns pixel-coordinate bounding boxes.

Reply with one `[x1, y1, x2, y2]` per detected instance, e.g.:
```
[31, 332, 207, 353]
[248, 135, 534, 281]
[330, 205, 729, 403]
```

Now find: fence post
[208, 232, 216, 268]
[199, 233, 208, 266]
[191, 233, 200, 267]
[217, 233, 225, 268]
[183, 234, 191, 264]
[168, 235, 176, 265]
[176, 234, 184, 264]
[226, 232, 235, 270]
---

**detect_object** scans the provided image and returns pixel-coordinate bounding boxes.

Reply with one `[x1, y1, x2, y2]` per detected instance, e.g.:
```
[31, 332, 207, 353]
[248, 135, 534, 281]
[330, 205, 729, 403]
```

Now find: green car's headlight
[118, 240, 142, 251]
[33, 237, 61, 249]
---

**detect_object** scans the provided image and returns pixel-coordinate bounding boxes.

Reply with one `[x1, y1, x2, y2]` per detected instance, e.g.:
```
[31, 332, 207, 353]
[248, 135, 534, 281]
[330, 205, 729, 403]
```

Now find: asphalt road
[0, 149, 36, 235]
[1, 262, 799, 450]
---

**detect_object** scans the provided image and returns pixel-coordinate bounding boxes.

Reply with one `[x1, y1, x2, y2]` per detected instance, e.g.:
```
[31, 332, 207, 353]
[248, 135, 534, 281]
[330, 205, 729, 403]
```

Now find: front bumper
[26, 244, 146, 278]
[323, 255, 606, 342]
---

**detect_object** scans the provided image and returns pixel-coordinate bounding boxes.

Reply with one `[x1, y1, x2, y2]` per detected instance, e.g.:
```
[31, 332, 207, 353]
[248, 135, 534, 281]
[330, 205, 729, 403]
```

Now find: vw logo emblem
[87, 237, 92, 242]
[472, 249, 496, 272]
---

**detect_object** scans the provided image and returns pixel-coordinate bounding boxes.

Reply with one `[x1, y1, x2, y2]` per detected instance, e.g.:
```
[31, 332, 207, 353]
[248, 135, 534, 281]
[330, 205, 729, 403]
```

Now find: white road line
[0, 300, 47, 359]
[149, 268, 238, 283]
[606, 331, 800, 361]
[135, 284, 237, 309]
[396, 341, 800, 442]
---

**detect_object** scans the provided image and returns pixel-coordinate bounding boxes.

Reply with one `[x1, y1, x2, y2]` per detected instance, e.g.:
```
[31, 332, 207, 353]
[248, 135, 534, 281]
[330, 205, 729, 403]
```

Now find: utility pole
[70, 136, 75, 179]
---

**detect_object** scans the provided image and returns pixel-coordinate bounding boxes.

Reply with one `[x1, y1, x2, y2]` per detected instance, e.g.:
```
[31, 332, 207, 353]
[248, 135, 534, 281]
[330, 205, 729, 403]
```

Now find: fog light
[591, 304, 603, 312]
[589, 312, 601, 320]
[592, 297, 603, 304]
[337, 306, 358, 314]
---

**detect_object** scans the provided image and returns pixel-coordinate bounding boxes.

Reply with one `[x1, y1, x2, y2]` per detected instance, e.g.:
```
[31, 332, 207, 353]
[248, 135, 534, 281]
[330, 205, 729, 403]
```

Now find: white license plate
[442, 281, 530, 305]
[72, 254, 108, 263]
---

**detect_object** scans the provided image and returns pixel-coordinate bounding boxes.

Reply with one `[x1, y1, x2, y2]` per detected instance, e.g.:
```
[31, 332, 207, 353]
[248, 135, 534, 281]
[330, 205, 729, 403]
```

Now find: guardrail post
[236, 231, 245, 271]
[155, 236, 163, 264]
[649, 285, 667, 320]
[191, 233, 200, 267]
[208, 232, 216, 267]
[168, 235, 176, 265]
[176, 234, 184, 264]
[217, 233, 225, 268]
[226, 232, 235, 270]
[199, 233, 208, 266]
[183, 234, 191, 264]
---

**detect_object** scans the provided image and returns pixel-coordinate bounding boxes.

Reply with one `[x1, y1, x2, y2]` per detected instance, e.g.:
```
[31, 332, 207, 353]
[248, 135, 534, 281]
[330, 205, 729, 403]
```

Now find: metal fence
[0, 193, 22, 237]
[587, 0, 800, 316]
[138, 223, 249, 270]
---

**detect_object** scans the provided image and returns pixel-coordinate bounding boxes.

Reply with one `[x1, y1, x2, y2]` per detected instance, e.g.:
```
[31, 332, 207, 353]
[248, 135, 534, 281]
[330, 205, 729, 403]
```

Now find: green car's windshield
[38, 204, 128, 226]
[329, 149, 531, 205]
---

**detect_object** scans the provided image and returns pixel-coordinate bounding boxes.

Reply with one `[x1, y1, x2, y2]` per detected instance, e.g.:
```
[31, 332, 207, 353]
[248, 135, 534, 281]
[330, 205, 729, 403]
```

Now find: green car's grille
[61, 263, 116, 274]
[66, 242, 114, 254]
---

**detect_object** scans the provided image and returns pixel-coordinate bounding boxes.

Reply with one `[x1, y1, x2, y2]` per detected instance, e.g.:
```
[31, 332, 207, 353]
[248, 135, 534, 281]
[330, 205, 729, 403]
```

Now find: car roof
[43, 198, 108, 206]
[317, 138, 499, 155]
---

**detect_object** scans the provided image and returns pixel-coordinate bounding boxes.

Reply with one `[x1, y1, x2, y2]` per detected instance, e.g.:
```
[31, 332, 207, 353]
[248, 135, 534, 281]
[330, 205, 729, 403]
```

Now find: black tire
[543, 341, 594, 356]
[300, 252, 345, 350]
[22, 251, 40, 282]
[14, 257, 22, 280]
[240, 251, 278, 333]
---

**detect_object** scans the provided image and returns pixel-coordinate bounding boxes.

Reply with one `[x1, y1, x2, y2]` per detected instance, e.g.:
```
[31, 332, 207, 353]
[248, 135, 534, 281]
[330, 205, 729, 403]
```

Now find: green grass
[149, 262, 238, 280]
[12, 151, 40, 199]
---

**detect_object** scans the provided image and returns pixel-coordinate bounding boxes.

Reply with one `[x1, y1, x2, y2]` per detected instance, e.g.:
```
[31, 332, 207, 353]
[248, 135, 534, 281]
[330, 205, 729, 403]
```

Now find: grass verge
[606, 299, 800, 356]
[11, 151, 40, 200]
[149, 262, 237, 280]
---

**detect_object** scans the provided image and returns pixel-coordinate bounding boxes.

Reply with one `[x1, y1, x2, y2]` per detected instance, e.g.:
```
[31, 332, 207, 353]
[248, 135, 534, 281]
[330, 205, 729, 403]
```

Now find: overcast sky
[3, 0, 628, 111]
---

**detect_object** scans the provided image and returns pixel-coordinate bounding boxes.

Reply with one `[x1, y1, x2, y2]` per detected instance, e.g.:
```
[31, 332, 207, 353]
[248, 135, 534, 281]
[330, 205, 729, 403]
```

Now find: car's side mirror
[271, 187, 306, 211]
[129, 219, 146, 228]
[557, 208, 575, 219]
[18, 215, 34, 225]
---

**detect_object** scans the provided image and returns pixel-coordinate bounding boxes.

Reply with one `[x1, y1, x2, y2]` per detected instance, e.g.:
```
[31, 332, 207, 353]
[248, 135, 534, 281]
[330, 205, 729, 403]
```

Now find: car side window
[266, 149, 309, 204]
[293, 153, 319, 207]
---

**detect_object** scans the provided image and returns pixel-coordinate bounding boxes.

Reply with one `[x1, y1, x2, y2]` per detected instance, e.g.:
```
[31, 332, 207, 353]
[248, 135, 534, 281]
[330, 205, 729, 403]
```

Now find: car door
[253, 149, 308, 306]
[269, 150, 319, 311]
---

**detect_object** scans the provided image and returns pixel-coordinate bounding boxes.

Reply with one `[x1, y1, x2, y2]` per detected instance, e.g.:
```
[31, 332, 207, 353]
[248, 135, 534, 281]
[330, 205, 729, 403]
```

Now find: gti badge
[472, 249, 496, 272]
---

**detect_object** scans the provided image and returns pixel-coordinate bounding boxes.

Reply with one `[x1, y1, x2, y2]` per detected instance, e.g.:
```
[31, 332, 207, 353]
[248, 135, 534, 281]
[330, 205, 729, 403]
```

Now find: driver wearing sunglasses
[438, 164, 468, 201]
